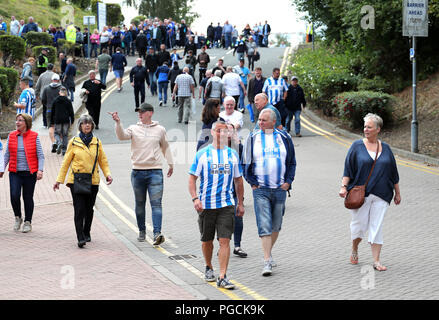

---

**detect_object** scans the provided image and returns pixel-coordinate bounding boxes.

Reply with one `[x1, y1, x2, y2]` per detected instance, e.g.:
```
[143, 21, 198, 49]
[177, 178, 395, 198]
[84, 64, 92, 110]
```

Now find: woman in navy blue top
[339, 113, 401, 272]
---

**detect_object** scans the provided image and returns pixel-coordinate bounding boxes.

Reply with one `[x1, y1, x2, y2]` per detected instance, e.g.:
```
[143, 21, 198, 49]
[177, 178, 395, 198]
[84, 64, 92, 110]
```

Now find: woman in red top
[3, 114, 44, 233]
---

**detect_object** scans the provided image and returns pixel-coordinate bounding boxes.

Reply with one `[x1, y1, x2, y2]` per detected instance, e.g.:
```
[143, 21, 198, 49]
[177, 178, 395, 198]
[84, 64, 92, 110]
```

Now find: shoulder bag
[344, 142, 379, 210]
[73, 139, 99, 195]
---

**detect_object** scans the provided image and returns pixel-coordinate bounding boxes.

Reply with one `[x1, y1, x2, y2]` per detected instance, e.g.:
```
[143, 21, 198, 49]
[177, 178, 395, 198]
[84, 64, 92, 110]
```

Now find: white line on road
[226, 49, 234, 55]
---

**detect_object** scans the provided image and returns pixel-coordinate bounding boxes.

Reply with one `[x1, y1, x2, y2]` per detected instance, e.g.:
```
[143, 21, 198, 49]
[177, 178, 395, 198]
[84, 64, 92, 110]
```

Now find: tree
[273, 34, 291, 47]
[124, 0, 199, 25]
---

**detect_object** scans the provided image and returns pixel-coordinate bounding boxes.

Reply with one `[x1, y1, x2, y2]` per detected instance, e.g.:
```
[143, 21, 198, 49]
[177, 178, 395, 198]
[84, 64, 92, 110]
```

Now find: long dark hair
[201, 98, 221, 125]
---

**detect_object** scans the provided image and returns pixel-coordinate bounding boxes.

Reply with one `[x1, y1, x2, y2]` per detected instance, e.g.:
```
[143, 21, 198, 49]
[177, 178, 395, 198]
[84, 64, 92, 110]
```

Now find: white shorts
[350, 194, 389, 245]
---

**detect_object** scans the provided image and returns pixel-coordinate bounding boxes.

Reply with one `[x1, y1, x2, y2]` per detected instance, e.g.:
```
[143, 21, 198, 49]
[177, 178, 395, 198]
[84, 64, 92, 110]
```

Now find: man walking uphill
[110, 103, 174, 246]
[130, 58, 150, 111]
[82, 70, 106, 130]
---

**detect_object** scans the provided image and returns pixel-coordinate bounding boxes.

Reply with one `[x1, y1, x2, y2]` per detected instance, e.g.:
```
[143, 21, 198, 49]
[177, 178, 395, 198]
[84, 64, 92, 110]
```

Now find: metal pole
[87, 19, 91, 59]
[411, 36, 418, 153]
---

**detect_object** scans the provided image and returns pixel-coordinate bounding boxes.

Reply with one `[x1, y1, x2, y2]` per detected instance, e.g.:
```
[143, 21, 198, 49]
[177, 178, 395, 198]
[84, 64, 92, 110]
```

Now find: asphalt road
[90, 46, 439, 300]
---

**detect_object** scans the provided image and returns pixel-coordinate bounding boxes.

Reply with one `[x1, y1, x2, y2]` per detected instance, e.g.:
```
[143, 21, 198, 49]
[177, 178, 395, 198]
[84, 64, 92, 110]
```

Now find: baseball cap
[51, 74, 60, 81]
[291, 76, 298, 81]
[138, 102, 154, 112]
[239, 57, 245, 61]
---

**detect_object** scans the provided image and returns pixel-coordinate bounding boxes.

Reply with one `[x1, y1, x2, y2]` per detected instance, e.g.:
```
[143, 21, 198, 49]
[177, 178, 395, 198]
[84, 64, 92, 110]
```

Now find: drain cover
[169, 254, 197, 261]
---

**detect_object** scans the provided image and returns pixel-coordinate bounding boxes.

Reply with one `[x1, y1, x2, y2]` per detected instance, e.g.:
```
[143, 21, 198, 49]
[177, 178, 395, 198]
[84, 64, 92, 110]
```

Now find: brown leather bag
[344, 142, 379, 210]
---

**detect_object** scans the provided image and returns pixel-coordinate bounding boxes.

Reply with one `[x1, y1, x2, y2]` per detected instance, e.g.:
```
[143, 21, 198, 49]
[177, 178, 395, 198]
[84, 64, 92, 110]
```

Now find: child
[51, 87, 74, 155]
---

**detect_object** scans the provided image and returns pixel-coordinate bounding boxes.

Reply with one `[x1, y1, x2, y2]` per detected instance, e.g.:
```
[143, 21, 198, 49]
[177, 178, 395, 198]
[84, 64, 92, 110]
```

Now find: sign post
[403, 0, 428, 154]
[83, 16, 96, 59]
[97, 2, 107, 33]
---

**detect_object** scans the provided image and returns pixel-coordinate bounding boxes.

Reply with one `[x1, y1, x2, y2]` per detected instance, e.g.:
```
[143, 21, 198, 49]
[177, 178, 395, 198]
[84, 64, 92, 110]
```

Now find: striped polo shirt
[263, 77, 288, 106]
[189, 144, 242, 209]
[16, 88, 36, 118]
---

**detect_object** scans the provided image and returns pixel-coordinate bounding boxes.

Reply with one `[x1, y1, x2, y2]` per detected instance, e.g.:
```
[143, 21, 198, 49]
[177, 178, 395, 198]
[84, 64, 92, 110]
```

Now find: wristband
[192, 197, 199, 202]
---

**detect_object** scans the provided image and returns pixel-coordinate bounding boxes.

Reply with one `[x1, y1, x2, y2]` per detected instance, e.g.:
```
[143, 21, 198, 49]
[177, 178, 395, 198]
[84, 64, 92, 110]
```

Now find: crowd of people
[0, 15, 402, 291]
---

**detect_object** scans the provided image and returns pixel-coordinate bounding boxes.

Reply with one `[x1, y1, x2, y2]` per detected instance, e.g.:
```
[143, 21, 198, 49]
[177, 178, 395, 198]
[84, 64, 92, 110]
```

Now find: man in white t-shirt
[219, 96, 243, 136]
[221, 66, 246, 109]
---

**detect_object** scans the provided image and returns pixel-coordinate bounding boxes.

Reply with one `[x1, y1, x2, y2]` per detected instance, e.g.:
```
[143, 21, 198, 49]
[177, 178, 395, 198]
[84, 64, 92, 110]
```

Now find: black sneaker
[153, 233, 165, 245]
[51, 143, 57, 153]
[137, 230, 146, 242]
[233, 247, 248, 258]
[56, 144, 62, 154]
[217, 275, 235, 290]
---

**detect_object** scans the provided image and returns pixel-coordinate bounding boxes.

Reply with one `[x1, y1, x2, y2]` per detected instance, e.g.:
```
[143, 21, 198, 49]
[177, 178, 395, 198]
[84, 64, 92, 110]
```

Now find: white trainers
[14, 217, 23, 231]
[262, 260, 273, 276]
[22, 221, 32, 233]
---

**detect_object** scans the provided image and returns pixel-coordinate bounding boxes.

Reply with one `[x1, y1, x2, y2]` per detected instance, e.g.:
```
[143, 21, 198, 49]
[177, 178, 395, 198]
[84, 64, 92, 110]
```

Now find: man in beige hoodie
[109, 103, 174, 245]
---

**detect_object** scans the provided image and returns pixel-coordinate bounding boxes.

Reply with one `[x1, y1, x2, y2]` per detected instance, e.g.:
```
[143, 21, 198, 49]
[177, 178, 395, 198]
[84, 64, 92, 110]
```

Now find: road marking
[280, 46, 293, 75]
[226, 49, 234, 55]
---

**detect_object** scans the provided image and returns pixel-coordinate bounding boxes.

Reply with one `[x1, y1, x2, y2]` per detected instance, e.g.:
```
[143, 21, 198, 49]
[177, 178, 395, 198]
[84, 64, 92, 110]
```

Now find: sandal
[350, 251, 359, 265]
[373, 262, 387, 271]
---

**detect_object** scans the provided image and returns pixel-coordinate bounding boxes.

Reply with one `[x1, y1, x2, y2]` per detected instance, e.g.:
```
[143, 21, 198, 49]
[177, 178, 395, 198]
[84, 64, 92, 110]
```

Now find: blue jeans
[99, 69, 108, 85]
[225, 33, 232, 48]
[90, 43, 98, 58]
[285, 109, 302, 134]
[9, 171, 37, 223]
[131, 169, 164, 234]
[252, 187, 287, 237]
[233, 195, 243, 248]
[239, 84, 247, 110]
[68, 88, 74, 102]
[158, 82, 168, 104]
[149, 72, 157, 95]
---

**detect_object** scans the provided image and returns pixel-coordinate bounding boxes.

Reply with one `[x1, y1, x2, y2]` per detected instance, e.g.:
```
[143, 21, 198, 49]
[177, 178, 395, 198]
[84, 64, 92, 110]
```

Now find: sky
[107, 0, 308, 43]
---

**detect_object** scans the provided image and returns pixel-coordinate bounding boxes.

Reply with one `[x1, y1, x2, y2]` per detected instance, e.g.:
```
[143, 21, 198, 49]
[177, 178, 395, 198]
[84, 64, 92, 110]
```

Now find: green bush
[288, 46, 359, 115]
[0, 30, 5, 36]
[57, 39, 80, 57]
[49, 0, 61, 9]
[32, 46, 57, 64]
[0, 67, 19, 107]
[0, 74, 8, 106]
[333, 91, 395, 129]
[357, 77, 392, 94]
[0, 35, 26, 66]
[24, 31, 54, 47]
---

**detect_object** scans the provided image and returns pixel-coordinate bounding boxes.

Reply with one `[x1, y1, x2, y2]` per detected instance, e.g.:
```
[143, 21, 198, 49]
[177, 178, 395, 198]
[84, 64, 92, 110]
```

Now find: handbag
[344, 142, 379, 210]
[254, 51, 260, 61]
[73, 139, 99, 195]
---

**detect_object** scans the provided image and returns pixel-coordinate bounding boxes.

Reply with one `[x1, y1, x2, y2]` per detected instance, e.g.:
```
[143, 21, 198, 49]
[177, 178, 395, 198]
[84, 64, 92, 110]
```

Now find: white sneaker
[14, 217, 23, 231]
[22, 221, 32, 233]
[159, 100, 163, 106]
[262, 261, 273, 276]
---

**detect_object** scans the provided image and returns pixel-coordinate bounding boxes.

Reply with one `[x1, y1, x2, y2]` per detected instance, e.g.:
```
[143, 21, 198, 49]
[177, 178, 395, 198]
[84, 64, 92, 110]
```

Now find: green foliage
[0, 35, 26, 66]
[49, 0, 61, 9]
[357, 76, 392, 94]
[274, 34, 291, 47]
[106, 4, 125, 26]
[0, 74, 8, 106]
[0, 30, 5, 36]
[133, 0, 199, 25]
[333, 91, 395, 129]
[131, 15, 147, 26]
[24, 31, 53, 47]
[288, 46, 359, 115]
[68, 0, 91, 10]
[32, 46, 57, 64]
[0, 67, 19, 106]
[57, 39, 80, 57]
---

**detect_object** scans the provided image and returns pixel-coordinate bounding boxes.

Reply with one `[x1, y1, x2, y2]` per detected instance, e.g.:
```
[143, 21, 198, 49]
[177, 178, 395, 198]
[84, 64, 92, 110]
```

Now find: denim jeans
[9, 171, 37, 223]
[131, 169, 164, 234]
[99, 69, 108, 85]
[225, 33, 232, 48]
[54, 123, 70, 151]
[90, 43, 98, 58]
[158, 82, 168, 104]
[68, 88, 74, 102]
[285, 109, 302, 134]
[252, 187, 287, 237]
[148, 72, 157, 95]
[239, 83, 247, 110]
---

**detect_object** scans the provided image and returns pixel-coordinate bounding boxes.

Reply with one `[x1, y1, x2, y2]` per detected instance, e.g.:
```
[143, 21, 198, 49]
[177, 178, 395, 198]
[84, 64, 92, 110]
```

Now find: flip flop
[350, 252, 359, 265]
[373, 262, 387, 271]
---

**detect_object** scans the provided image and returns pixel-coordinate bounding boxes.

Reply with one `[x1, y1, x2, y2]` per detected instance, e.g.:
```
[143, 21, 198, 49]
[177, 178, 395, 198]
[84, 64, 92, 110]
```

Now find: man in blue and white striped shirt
[14, 79, 36, 119]
[189, 121, 245, 290]
[243, 108, 296, 277]
[263, 68, 288, 126]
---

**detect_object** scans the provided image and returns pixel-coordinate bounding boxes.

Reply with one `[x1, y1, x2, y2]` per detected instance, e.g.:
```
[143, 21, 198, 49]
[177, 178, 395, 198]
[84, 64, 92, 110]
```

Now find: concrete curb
[303, 108, 439, 166]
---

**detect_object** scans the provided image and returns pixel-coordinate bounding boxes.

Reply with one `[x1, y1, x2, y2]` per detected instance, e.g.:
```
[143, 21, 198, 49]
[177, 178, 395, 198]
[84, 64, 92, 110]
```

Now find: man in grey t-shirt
[95, 48, 112, 85]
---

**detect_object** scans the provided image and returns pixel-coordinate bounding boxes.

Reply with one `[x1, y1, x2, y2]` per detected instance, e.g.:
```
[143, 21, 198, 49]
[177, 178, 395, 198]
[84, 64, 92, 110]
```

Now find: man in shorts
[188, 121, 245, 289]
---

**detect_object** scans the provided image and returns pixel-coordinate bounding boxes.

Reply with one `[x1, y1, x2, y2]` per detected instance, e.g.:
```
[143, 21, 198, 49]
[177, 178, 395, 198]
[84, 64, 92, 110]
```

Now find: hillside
[0, 0, 92, 30]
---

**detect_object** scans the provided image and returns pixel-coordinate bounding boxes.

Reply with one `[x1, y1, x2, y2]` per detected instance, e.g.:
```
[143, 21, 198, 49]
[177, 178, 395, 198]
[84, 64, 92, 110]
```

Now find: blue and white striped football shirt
[252, 129, 287, 188]
[262, 77, 288, 106]
[16, 88, 36, 118]
[189, 145, 242, 209]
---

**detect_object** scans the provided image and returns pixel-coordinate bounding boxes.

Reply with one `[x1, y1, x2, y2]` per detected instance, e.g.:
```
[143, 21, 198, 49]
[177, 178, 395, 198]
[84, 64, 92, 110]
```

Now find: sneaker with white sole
[22, 221, 32, 233]
[262, 260, 273, 276]
[153, 233, 165, 245]
[205, 266, 216, 282]
[269, 256, 277, 267]
[137, 230, 146, 242]
[217, 275, 235, 289]
[14, 217, 23, 231]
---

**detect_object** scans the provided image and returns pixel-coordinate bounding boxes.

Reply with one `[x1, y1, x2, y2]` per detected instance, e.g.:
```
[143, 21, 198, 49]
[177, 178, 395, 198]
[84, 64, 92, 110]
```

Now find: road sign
[403, 0, 429, 37]
[83, 16, 96, 25]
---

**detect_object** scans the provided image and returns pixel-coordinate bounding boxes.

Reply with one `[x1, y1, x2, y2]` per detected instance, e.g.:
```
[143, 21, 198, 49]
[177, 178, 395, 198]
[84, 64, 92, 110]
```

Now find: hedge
[0, 74, 8, 107]
[333, 91, 395, 129]
[57, 39, 80, 57]
[32, 46, 57, 64]
[24, 31, 54, 47]
[0, 67, 19, 107]
[0, 35, 26, 66]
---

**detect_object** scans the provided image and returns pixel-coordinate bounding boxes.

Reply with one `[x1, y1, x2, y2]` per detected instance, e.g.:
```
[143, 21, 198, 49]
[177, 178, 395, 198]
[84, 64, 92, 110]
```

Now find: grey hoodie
[41, 82, 62, 111]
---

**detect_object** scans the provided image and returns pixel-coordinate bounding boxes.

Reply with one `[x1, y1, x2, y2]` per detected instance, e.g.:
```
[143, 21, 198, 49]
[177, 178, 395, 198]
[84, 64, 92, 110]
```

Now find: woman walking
[53, 115, 112, 248]
[2, 114, 44, 233]
[339, 113, 401, 271]
[196, 98, 225, 151]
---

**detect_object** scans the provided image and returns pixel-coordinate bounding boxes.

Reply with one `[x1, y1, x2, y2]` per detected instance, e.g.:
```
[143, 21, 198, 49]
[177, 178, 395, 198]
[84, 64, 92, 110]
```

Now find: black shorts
[198, 206, 235, 242]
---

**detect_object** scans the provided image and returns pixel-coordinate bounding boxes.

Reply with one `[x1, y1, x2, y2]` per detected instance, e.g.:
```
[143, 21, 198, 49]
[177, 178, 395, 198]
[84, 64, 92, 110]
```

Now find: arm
[188, 174, 203, 212]
[234, 176, 245, 217]
[35, 136, 44, 180]
[160, 130, 174, 178]
[55, 138, 74, 187]
[97, 142, 112, 185]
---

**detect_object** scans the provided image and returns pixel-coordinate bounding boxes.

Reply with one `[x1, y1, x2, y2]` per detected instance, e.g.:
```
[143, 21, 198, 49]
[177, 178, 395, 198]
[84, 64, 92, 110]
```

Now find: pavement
[1, 46, 439, 301]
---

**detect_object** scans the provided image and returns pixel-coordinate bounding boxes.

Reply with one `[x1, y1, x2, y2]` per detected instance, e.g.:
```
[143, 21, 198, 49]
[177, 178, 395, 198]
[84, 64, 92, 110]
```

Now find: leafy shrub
[32, 46, 57, 64]
[0, 67, 19, 106]
[288, 46, 359, 115]
[0, 74, 8, 106]
[0, 30, 5, 36]
[0, 35, 26, 66]
[24, 31, 54, 47]
[49, 0, 61, 9]
[333, 91, 395, 129]
[357, 77, 392, 94]
[57, 39, 80, 57]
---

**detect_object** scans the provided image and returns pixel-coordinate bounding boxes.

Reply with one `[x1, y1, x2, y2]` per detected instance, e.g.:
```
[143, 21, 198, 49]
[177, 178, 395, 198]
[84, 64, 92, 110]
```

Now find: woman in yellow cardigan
[53, 114, 113, 248]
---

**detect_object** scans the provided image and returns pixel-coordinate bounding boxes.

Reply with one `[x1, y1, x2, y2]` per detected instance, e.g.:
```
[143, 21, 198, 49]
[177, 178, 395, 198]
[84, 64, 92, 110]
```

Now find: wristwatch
[341, 184, 348, 188]
[192, 197, 199, 202]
